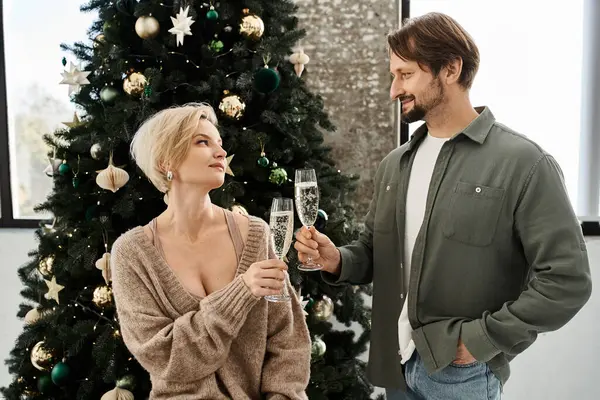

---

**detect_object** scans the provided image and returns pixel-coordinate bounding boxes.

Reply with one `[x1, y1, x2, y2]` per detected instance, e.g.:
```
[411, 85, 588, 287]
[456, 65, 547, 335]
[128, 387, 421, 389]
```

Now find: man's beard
[401, 103, 426, 123]
[400, 78, 444, 124]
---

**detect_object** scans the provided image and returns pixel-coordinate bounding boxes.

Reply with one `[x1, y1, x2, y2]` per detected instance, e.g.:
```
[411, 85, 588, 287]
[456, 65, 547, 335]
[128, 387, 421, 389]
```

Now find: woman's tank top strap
[223, 209, 244, 262]
[148, 218, 164, 254]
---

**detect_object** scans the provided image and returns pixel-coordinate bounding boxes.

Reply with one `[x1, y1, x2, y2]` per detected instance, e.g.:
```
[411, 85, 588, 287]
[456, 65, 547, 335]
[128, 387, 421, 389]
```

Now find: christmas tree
[1, 0, 380, 399]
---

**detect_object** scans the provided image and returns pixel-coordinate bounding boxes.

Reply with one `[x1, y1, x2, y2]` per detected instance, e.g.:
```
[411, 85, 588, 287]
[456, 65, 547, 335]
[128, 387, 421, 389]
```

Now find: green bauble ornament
[209, 39, 224, 52]
[85, 205, 97, 221]
[255, 66, 281, 94]
[103, 20, 120, 41]
[311, 337, 326, 361]
[100, 86, 119, 104]
[257, 154, 269, 168]
[51, 362, 70, 386]
[72, 176, 79, 188]
[58, 161, 70, 176]
[61, 57, 67, 67]
[206, 6, 219, 20]
[269, 167, 287, 186]
[37, 375, 53, 394]
[143, 85, 152, 98]
[116, 374, 136, 390]
[116, 0, 138, 15]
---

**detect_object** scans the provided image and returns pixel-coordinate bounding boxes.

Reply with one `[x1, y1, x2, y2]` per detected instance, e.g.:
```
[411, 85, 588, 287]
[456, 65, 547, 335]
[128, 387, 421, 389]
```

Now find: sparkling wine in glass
[264, 198, 293, 302]
[295, 168, 323, 271]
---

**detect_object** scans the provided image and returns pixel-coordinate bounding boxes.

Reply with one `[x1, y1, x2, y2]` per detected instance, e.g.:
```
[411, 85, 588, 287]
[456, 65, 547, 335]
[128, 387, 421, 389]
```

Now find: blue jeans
[386, 352, 501, 400]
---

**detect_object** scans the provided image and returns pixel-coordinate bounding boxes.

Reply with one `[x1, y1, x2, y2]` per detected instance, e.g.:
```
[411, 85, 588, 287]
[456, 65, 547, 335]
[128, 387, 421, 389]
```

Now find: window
[406, 0, 585, 213]
[0, 0, 96, 227]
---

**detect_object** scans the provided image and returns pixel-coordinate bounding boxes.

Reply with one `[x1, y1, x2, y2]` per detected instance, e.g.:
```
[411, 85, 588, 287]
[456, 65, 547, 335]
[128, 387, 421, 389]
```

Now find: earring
[166, 171, 173, 181]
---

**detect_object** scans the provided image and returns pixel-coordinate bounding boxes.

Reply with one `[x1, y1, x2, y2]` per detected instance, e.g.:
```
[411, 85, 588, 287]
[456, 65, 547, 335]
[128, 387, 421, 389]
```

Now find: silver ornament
[311, 337, 326, 360]
[90, 143, 102, 160]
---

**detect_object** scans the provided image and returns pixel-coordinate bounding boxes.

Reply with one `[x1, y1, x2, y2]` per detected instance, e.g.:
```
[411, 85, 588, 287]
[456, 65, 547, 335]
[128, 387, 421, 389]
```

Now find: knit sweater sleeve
[260, 222, 311, 399]
[111, 234, 261, 383]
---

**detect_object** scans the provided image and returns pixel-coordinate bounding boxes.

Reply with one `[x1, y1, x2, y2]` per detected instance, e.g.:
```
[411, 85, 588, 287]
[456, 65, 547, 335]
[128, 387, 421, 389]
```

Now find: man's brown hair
[387, 12, 480, 89]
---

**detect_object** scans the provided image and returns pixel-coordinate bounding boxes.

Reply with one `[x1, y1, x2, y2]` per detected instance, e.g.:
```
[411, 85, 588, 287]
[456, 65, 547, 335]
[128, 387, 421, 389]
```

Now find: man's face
[389, 52, 445, 123]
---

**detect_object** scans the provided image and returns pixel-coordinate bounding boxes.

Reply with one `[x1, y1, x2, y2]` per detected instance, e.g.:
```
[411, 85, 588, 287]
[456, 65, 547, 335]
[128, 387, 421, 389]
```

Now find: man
[294, 12, 592, 400]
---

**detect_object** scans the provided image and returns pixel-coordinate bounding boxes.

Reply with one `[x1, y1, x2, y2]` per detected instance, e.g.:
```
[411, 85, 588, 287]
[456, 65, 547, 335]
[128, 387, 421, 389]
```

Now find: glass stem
[306, 225, 314, 263]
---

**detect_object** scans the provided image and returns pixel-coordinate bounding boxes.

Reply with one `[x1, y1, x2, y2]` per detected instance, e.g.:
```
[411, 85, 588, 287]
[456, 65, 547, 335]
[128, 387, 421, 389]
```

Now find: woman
[110, 103, 311, 399]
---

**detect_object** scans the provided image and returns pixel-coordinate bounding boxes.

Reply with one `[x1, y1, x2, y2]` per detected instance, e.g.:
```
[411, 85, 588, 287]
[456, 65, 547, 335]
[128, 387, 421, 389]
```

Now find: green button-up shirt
[324, 106, 591, 390]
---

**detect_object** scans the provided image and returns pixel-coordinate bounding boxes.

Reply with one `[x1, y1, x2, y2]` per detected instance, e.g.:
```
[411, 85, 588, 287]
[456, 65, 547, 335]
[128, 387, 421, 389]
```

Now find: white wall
[0, 229, 37, 395]
[0, 229, 598, 399]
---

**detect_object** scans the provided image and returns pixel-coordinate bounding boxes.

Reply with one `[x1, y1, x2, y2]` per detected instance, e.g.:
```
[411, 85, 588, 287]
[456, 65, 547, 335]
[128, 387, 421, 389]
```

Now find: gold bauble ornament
[93, 285, 113, 308]
[135, 15, 160, 39]
[239, 14, 264, 40]
[93, 33, 106, 49]
[30, 341, 54, 371]
[219, 94, 246, 119]
[25, 308, 42, 325]
[123, 72, 147, 97]
[313, 295, 334, 321]
[38, 256, 54, 277]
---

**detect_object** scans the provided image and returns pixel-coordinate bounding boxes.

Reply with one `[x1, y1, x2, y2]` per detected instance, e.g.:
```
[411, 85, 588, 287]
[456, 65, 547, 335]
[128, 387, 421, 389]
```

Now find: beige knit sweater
[111, 215, 311, 399]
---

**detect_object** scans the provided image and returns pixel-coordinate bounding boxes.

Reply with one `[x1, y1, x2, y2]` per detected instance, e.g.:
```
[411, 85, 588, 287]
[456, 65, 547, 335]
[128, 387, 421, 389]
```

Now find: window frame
[0, 2, 39, 229]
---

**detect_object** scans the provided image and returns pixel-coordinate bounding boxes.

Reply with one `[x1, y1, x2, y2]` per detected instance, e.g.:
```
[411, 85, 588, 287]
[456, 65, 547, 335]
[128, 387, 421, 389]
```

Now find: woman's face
[173, 119, 227, 191]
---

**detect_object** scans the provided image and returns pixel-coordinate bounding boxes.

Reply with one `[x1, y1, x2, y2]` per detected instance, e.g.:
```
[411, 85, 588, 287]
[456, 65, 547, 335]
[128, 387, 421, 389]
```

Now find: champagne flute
[294, 168, 323, 271]
[265, 197, 293, 302]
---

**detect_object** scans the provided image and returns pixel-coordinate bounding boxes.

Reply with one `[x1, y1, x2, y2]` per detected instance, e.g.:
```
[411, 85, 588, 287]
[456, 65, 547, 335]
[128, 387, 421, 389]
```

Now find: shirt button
[398, 350, 402, 356]
[475, 187, 482, 193]
[386, 185, 391, 191]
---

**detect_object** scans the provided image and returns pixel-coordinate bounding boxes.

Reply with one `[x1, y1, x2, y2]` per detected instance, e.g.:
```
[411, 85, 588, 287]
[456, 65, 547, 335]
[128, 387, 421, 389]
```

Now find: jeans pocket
[429, 361, 486, 385]
[449, 360, 481, 368]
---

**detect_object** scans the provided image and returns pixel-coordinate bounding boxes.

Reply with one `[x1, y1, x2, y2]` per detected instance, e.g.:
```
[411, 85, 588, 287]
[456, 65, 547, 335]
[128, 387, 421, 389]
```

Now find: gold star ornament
[225, 154, 235, 176]
[62, 113, 81, 128]
[44, 276, 64, 304]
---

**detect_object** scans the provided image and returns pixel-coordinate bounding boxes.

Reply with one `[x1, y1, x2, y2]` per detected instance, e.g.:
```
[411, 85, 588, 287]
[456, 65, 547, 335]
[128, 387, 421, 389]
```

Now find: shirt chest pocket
[443, 181, 505, 247]
[374, 181, 398, 234]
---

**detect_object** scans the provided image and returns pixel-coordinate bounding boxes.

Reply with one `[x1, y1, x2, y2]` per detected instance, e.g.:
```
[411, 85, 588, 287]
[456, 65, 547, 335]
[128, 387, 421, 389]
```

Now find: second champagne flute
[264, 197, 293, 302]
[295, 168, 323, 271]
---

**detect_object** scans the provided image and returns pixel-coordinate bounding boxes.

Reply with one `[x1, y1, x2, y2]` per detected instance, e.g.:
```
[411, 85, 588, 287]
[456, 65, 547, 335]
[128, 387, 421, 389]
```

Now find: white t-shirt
[398, 133, 449, 364]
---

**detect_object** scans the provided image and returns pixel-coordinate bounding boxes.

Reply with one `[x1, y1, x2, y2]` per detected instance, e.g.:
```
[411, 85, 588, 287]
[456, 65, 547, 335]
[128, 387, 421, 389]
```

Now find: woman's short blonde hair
[130, 102, 218, 193]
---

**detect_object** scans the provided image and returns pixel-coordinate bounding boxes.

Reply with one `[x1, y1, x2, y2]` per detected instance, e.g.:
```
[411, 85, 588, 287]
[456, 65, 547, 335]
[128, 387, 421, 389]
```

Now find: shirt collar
[408, 106, 495, 151]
